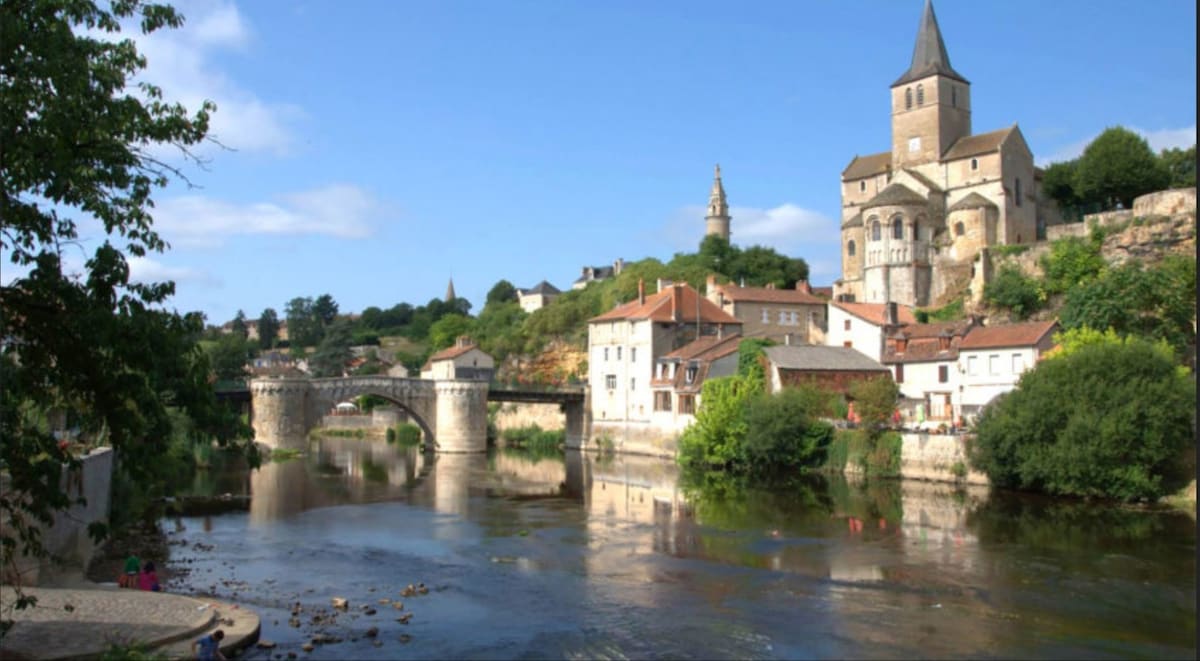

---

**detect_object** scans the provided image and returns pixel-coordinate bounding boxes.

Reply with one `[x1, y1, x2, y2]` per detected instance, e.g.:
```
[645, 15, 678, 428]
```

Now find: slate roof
[574, 265, 615, 284]
[892, 0, 969, 87]
[842, 151, 892, 181]
[862, 183, 928, 209]
[959, 320, 1059, 350]
[520, 280, 561, 296]
[764, 345, 889, 372]
[948, 192, 998, 213]
[589, 283, 741, 325]
[831, 302, 918, 326]
[712, 283, 826, 306]
[942, 126, 1014, 161]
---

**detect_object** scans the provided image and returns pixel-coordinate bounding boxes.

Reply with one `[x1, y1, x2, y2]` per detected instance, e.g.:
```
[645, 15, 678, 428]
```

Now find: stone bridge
[250, 376, 586, 453]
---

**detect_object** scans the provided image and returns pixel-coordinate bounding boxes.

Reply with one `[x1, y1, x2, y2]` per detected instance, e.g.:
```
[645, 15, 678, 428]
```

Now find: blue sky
[38, 1, 1200, 324]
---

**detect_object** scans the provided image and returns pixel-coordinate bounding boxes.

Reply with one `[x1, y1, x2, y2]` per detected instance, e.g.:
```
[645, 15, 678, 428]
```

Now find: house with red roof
[588, 280, 741, 456]
[649, 332, 743, 434]
[881, 318, 979, 424]
[705, 275, 828, 345]
[418, 336, 495, 381]
[957, 319, 1059, 419]
[824, 301, 917, 363]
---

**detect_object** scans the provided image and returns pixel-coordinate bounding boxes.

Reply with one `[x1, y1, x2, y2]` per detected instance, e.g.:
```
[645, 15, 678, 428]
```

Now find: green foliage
[984, 264, 1043, 320]
[285, 297, 322, 347]
[741, 390, 835, 476]
[1039, 236, 1106, 295]
[428, 313, 473, 351]
[1059, 256, 1196, 357]
[736, 337, 774, 381]
[486, 280, 519, 306]
[394, 423, 422, 446]
[1075, 126, 1171, 210]
[472, 300, 527, 361]
[256, 307, 280, 350]
[100, 643, 168, 661]
[678, 375, 761, 469]
[203, 333, 252, 382]
[970, 338, 1195, 501]
[847, 376, 899, 437]
[916, 298, 965, 323]
[1041, 159, 1082, 212]
[991, 244, 1031, 257]
[309, 319, 355, 377]
[230, 310, 249, 339]
[270, 448, 302, 461]
[1160, 145, 1197, 189]
[500, 424, 564, 452]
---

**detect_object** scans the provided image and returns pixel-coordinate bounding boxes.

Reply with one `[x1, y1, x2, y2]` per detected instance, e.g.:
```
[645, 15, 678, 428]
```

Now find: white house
[419, 336, 495, 381]
[517, 280, 561, 313]
[957, 320, 1059, 419]
[649, 333, 742, 435]
[587, 281, 741, 456]
[880, 318, 978, 424]
[825, 301, 917, 362]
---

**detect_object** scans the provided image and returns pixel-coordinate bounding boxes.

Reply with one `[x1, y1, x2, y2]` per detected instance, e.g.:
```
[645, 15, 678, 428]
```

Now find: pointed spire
[707, 163, 728, 218]
[893, 0, 967, 86]
[445, 277, 456, 301]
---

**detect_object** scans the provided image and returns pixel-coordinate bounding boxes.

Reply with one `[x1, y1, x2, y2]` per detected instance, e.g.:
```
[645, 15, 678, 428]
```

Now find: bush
[678, 375, 760, 469]
[984, 264, 1042, 320]
[1039, 236, 1106, 295]
[394, 423, 422, 447]
[741, 389, 835, 476]
[501, 424, 563, 452]
[847, 376, 899, 437]
[970, 338, 1195, 502]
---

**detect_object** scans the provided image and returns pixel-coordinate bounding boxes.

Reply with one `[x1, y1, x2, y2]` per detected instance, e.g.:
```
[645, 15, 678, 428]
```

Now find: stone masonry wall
[897, 433, 989, 486]
[494, 402, 565, 433]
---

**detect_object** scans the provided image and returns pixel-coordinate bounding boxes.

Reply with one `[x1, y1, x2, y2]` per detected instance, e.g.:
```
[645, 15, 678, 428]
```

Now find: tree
[428, 313, 473, 351]
[847, 376, 899, 438]
[229, 310, 249, 340]
[741, 389, 835, 476]
[309, 319, 355, 378]
[1159, 145, 1196, 189]
[205, 333, 252, 382]
[0, 0, 252, 606]
[284, 297, 321, 347]
[312, 293, 339, 327]
[984, 264, 1043, 320]
[256, 308, 280, 350]
[678, 375, 761, 469]
[1040, 159, 1082, 216]
[1038, 236, 1105, 295]
[1075, 127, 1170, 210]
[486, 280, 518, 306]
[970, 338, 1194, 501]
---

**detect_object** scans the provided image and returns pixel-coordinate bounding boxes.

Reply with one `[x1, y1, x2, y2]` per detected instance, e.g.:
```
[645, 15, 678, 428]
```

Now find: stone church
[835, 0, 1058, 307]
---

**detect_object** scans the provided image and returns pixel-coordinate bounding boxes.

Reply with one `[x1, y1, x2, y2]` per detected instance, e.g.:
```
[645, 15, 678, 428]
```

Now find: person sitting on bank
[119, 555, 139, 588]
[139, 560, 161, 592]
[192, 629, 226, 661]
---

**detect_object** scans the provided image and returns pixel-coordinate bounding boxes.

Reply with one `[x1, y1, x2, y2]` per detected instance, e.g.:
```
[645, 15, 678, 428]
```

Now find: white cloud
[154, 184, 379, 247]
[660, 202, 839, 257]
[1037, 125, 1196, 165]
[93, 1, 299, 156]
[128, 256, 220, 286]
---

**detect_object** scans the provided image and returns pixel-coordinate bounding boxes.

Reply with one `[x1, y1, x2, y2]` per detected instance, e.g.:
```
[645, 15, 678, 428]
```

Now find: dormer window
[685, 366, 698, 384]
[916, 84, 924, 106]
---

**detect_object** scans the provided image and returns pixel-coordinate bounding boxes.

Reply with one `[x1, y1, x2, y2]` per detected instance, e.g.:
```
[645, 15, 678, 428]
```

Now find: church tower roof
[445, 278, 456, 301]
[892, 0, 968, 87]
[707, 164, 728, 217]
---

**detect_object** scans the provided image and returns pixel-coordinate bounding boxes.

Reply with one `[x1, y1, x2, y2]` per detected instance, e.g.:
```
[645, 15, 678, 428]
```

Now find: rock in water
[331, 597, 348, 610]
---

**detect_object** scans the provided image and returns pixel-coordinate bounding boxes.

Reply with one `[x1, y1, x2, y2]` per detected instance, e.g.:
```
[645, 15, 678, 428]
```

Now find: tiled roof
[882, 320, 977, 364]
[942, 126, 1013, 161]
[811, 286, 833, 300]
[841, 212, 863, 229]
[712, 283, 826, 306]
[831, 301, 917, 326]
[842, 152, 892, 180]
[764, 345, 889, 372]
[422, 343, 485, 369]
[589, 283, 741, 325]
[863, 183, 928, 209]
[661, 333, 743, 362]
[892, 319, 975, 339]
[947, 192, 998, 212]
[959, 320, 1059, 350]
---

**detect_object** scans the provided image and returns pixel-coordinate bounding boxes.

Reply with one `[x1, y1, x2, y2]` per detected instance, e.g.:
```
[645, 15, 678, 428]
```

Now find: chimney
[457, 335, 472, 348]
[706, 274, 718, 295]
[657, 278, 673, 292]
[938, 331, 951, 351]
[885, 301, 898, 326]
[796, 279, 813, 294]
[638, 278, 645, 305]
[895, 334, 907, 353]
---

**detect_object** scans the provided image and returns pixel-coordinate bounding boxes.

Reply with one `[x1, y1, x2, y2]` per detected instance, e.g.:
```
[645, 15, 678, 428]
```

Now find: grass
[991, 244, 1031, 257]
[270, 447, 303, 461]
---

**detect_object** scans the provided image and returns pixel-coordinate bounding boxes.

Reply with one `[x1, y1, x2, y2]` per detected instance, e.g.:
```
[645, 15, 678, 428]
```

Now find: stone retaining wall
[494, 402, 565, 433]
[898, 433, 989, 486]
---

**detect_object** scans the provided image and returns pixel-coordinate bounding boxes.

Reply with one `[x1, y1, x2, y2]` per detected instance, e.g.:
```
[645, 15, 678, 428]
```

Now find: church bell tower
[704, 164, 731, 241]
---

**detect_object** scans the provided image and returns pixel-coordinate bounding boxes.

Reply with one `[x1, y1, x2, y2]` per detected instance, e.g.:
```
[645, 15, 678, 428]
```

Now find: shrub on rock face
[970, 338, 1195, 502]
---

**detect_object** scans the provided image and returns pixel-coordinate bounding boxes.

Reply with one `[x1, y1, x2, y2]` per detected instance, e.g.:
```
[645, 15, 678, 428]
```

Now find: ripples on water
[165, 438, 1196, 660]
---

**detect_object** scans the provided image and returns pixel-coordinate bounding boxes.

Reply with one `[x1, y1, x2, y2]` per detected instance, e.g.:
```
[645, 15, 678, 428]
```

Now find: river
[165, 436, 1196, 659]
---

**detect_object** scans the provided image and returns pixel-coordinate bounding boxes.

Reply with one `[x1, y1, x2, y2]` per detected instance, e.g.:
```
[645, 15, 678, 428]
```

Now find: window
[908, 137, 920, 153]
[630, 377, 636, 391]
[844, 319, 851, 331]
[939, 365, 949, 383]
[1014, 178, 1022, 206]
[895, 364, 904, 383]
[954, 221, 965, 236]
[679, 395, 695, 415]
[603, 347, 609, 361]
[843, 341, 853, 348]
[848, 240, 856, 257]
[616, 346, 622, 360]
[761, 308, 770, 324]
[685, 366, 698, 383]
[967, 355, 978, 376]
[871, 220, 881, 241]
[892, 217, 904, 240]
[905, 87, 912, 109]
[654, 391, 672, 412]
[778, 310, 788, 325]
[1012, 353, 1023, 373]
[859, 180, 866, 192]
[631, 347, 636, 363]
[916, 84, 924, 106]
[970, 157, 978, 171]
[605, 374, 617, 390]
[989, 354, 1000, 375]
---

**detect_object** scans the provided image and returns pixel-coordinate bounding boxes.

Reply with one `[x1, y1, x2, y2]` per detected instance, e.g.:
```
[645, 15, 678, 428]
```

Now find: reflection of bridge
[243, 376, 587, 453]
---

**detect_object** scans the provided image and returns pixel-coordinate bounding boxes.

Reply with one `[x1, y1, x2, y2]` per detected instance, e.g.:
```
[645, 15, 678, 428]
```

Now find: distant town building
[824, 301, 917, 363]
[762, 345, 891, 396]
[836, 0, 1060, 307]
[517, 280, 562, 313]
[445, 278, 457, 301]
[420, 335, 494, 381]
[705, 275, 828, 345]
[881, 317, 979, 423]
[573, 258, 625, 290]
[650, 332, 743, 435]
[957, 319, 1058, 420]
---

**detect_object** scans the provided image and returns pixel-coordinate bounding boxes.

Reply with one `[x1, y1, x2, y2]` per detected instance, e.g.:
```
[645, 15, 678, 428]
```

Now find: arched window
[892, 217, 904, 240]
[847, 240, 856, 257]
[912, 220, 920, 241]
[954, 222, 965, 236]
[916, 84, 924, 106]
[859, 180, 866, 192]
[871, 219, 881, 241]
[905, 88, 912, 110]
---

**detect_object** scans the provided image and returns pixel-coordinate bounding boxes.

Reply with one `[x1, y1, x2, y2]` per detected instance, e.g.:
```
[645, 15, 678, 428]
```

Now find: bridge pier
[563, 399, 588, 450]
[434, 380, 489, 452]
[249, 378, 312, 450]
